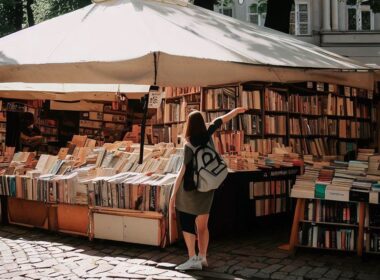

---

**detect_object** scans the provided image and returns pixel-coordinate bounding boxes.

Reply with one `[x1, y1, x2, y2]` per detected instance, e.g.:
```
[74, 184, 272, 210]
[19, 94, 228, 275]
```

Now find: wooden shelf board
[300, 220, 359, 227]
[296, 245, 356, 252]
[164, 92, 201, 100]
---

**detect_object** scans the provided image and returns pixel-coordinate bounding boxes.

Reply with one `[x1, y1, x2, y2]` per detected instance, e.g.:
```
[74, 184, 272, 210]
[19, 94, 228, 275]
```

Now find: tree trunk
[194, 0, 214, 11]
[13, 0, 24, 31]
[264, 0, 293, 34]
[26, 0, 35, 27]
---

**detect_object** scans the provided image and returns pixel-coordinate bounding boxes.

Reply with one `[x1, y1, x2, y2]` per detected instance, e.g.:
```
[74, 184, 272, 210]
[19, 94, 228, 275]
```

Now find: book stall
[0, 136, 183, 247]
[0, 0, 379, 257]
[0, 79, 378, 250]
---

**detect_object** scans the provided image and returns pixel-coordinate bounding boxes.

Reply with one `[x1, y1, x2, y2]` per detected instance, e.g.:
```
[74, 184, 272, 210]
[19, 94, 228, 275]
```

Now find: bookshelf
[235, 82, 374, 158]
[287, 82, 374, 157]
[79, 102, 128, 145]
[0, 111, 6, 156]
[365, 204, 380, 254]
[288, 198, 366, 256]
[147, 86, 201, 146]
[287, 157, 380, 257]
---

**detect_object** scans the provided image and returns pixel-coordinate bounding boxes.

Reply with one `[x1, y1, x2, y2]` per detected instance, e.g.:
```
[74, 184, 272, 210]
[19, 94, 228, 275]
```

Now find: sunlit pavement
[0, 224, 379, 280]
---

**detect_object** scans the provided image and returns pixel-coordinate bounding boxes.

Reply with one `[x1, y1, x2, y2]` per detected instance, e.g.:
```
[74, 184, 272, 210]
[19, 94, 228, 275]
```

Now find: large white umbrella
[0, 0, 375, 89]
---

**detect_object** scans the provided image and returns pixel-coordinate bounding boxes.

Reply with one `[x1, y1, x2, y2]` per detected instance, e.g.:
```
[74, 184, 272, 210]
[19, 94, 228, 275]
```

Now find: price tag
[148, 88, 163, 109]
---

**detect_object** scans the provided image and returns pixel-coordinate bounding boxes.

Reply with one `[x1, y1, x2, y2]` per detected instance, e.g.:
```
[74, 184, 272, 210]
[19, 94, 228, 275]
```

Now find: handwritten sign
[148, 88, 163, 109]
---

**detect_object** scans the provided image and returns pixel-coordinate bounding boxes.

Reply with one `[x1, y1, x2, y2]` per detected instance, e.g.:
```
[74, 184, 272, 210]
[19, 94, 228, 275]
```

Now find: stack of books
[291, 166, 320, 199]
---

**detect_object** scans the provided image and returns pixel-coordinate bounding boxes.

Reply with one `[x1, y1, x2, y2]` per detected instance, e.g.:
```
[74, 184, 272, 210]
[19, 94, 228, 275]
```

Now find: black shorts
[177, 210, 197, 235]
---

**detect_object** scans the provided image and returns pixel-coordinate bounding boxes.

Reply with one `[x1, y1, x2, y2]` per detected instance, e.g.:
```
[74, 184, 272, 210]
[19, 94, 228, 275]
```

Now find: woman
[170, 107, 247, 271]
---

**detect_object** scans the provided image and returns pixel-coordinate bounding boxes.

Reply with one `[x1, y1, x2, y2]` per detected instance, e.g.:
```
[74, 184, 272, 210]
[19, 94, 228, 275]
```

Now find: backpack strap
[184, 142, 198, 181]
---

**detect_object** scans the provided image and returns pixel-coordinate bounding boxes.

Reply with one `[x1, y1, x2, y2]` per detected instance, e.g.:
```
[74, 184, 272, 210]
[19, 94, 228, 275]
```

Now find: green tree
[0, 0, 92, 38]
[0, 0, 24, 37]
[33, 0, 91, 24]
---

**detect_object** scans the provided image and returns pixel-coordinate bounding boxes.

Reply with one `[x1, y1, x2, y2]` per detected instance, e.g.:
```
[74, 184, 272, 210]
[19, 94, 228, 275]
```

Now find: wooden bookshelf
[79, 102, 128, 144]
[288, 198, 366, 256]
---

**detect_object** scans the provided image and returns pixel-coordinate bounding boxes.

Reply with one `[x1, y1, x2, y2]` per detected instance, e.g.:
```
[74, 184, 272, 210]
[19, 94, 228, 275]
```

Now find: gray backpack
[187, 141, 228, 192]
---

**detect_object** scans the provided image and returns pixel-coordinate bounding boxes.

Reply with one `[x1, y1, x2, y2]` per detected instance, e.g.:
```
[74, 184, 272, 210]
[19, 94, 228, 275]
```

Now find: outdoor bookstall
[0, 0, 379, 251]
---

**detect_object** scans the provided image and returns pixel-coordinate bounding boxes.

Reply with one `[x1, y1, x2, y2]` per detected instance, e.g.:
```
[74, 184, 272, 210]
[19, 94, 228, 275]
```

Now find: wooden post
[48, 204, 58, 231]
[357, 201, 366, 256]
[289, 198, 305, 251]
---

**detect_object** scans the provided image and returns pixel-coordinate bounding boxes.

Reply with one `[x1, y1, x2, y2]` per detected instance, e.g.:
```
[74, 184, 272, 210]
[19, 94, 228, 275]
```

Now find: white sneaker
[175, 255, 202, 271]
[198, 255, 208, 267]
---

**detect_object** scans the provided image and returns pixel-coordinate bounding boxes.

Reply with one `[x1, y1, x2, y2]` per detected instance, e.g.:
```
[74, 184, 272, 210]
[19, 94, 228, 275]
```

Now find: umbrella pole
[138, 53, 158, 165]
[138, 94, 149, 164]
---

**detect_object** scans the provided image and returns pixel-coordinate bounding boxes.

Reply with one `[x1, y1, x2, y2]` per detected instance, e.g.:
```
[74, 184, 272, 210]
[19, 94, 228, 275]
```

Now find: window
[346, 0, 374, 31]
[247, 0, 267, 26]
[289, 1, 311, 35]
[215, 0, 234, 17]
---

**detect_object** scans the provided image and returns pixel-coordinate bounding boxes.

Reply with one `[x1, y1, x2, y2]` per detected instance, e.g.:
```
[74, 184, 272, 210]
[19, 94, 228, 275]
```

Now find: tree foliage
[0, 0, 91, 38]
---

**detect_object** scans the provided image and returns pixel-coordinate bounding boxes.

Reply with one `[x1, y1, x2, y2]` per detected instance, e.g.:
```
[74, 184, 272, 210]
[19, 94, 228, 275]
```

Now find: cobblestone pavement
[0, 223, 380, 280]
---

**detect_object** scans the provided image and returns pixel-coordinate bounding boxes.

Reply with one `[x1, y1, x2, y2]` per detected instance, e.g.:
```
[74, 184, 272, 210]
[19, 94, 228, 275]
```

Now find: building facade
[215, 0, 380, 66]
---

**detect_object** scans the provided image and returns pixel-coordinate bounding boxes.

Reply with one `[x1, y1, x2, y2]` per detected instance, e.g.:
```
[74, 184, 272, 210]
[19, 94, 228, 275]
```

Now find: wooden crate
[8, 197, 49, 229]
[55, 204, 89, 237]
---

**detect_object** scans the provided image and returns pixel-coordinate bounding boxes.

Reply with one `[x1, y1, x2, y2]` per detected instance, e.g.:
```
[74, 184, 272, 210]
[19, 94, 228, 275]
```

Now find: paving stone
[211, 265, 230, 273]
[34, 259, 59, 268]
[228, 264, 244, 274]
[3, 263, 18, 270]
[262, 264, 284, 274]
[152, 276, 179, 280]
[0, 271, 29, 278]
[308, 260, 326, 267]
[159, 270, 195, 278]
[138, 267, 166, 276]
[18, 264, 34, 271]
[324, 268, 342, 280]
[283, 276, 298, 280]
[1, 225, 380, 280]
[356, 273, 380, 280]
[280, 265, 299, 273]
[59, 245, 75, 252]
[266, 258, 282, 264]
[126, 258, 147, 265]
[235, 268, 259, 278]
[266, 252, 289, 259]
[305, 267, 329, 278]
[253, 271, 271, 279]
[291, 266, 313, 277]
[109, 272, 146, 278]
[271, 272, 289, 280]
[88, 264, 115, 275]
[340, 271, 355, 278]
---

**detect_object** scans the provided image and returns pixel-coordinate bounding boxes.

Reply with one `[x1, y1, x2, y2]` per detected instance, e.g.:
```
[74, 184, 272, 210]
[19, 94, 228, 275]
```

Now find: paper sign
[148, 89, 163, 109]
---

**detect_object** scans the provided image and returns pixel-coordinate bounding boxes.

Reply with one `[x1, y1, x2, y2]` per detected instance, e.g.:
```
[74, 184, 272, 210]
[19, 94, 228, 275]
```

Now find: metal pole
[138, 94, 149, 164]
[138, 53, 158, 164]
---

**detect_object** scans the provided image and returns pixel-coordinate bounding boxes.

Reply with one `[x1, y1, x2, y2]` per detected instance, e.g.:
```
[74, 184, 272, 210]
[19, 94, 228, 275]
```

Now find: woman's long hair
[185, 111, 208, 146]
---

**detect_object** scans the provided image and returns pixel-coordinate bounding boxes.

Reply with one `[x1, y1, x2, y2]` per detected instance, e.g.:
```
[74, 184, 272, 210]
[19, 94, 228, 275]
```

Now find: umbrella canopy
[0, 83, 149, 101]
[0, 0, 375, 89]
